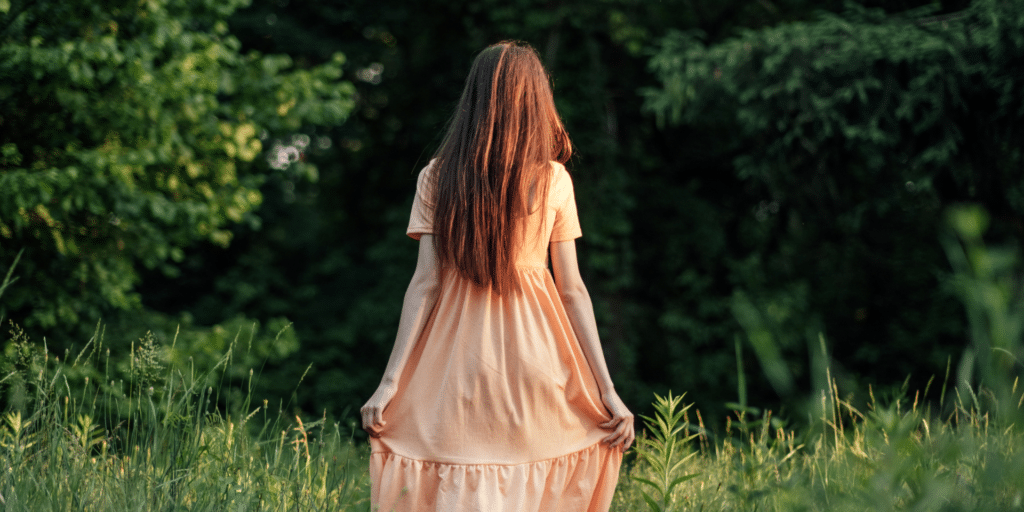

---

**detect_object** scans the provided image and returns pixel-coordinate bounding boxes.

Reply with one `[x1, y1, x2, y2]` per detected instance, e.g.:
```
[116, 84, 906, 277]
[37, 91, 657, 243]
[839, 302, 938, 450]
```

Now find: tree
[0, 0, 356, 340]
[643, 0, 1024, 405]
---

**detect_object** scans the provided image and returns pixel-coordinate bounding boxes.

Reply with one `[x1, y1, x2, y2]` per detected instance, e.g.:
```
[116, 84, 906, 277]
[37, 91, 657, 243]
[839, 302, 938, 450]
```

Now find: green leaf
[639, 490, 662, 512]
[631, 475, 664, 493]
[665, 472, 700, 495]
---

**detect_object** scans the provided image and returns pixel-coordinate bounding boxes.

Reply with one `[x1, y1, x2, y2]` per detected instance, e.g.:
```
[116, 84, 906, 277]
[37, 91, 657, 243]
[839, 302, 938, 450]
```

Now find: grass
[3, 205, 1023, 510]
[0, 322, 371, 511]
[616, 381, 1024, 512]
[2, 321, 1021, 511]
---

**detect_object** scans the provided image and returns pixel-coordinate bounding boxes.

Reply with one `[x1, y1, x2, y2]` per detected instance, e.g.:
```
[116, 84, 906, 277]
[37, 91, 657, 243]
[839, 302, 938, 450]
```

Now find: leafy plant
[630, 391, 700, 512]
[941, 204, 1024, 424]
[0, 0, 356, 341]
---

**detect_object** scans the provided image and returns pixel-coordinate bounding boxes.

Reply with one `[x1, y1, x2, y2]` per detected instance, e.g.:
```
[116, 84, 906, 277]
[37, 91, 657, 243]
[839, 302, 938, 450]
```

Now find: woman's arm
[550, 239, 634, 450]
[361, 235, 441, 436]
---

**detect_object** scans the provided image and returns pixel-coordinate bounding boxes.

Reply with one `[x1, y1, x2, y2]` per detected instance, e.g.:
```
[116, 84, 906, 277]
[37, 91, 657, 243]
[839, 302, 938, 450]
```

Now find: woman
[361, 40, 633, 512]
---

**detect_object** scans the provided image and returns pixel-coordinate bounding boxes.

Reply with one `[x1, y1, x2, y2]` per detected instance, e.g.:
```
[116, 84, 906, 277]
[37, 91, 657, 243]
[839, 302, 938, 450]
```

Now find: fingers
[365, 424, 384, 437]
[618, 422, 635, 450]
[360, 405, 386, 437]
[600, 415, 635, 451]
[602, 425, 629, 449]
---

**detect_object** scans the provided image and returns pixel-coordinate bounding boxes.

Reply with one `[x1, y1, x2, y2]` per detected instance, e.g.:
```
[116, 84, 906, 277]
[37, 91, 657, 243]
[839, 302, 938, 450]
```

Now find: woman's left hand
[599, 390, 634, 451]
[361, 382, 397, 437]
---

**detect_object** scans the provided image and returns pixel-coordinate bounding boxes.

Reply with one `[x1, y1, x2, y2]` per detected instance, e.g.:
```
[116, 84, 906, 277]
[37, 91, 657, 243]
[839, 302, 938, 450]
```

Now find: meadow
[2, 208, 1024, 511]
[1, 318, 1021, 511]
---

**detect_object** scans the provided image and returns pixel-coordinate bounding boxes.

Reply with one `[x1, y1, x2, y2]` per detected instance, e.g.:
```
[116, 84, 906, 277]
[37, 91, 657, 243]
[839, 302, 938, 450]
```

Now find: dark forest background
[2, 0, 1022, 430]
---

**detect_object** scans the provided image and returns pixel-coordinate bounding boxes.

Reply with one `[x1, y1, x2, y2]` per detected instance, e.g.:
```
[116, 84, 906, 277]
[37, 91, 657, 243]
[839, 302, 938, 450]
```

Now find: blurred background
[2, 0, 1022, 430]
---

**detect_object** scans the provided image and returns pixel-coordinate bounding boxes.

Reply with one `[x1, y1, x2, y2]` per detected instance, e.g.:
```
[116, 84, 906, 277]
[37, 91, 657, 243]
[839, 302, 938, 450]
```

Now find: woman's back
[409, 160, 580, 269]
[361, 40, 632, 512]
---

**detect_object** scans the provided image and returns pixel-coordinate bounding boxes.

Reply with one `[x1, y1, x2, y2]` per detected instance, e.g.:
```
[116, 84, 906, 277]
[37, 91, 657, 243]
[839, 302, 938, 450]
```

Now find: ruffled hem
[369, 441, 621, 512]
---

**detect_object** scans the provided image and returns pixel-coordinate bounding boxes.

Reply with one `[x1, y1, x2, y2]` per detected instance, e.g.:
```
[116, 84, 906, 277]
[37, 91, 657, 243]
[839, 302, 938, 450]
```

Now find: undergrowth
[615, 379, 1024, 512]
[0, 321, 370, 511]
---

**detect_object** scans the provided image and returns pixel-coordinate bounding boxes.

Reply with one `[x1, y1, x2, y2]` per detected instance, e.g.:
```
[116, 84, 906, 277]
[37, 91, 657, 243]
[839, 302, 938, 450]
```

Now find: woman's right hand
[599, 390, 635, 451]
[361, 382, 396, 437]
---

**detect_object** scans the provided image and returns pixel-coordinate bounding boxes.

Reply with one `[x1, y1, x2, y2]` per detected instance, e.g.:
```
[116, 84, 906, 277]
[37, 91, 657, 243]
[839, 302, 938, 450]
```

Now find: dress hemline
[369, 439, 622, 512]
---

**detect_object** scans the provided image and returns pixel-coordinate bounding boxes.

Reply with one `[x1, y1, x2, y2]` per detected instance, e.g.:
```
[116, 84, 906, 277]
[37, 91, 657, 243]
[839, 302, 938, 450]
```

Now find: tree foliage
[644, 0, 1024, 401]
[0, 0, 355, 336]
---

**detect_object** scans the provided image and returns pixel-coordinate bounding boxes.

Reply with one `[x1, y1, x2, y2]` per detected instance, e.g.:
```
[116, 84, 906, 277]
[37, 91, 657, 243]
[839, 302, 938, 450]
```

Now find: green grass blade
[0, 248, 23, 301]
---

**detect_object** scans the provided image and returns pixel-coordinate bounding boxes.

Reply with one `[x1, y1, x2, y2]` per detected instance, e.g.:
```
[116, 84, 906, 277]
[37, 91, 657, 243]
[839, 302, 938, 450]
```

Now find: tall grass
[3, 325, 1021, 512]
[617, 378, 1024, 511]
[0, 321, 370, 511]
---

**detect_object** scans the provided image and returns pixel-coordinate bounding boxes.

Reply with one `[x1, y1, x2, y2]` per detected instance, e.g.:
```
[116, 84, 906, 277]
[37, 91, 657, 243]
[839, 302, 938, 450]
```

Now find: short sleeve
[406, 164, 435, 240]
[549, 165, 583, 242]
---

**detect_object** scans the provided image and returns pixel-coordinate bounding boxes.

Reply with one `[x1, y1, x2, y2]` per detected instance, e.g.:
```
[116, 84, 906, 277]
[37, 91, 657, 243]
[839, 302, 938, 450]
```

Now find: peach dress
[368, 161, 622, 511]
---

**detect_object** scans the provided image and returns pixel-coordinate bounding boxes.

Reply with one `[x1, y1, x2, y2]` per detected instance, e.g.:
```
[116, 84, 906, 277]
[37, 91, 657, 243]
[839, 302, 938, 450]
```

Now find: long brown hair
[431, 41, 572, 295]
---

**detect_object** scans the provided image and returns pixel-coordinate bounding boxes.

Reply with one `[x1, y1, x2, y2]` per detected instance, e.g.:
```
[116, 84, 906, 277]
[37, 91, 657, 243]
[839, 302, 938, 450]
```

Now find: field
[1, 319, 1021, 511]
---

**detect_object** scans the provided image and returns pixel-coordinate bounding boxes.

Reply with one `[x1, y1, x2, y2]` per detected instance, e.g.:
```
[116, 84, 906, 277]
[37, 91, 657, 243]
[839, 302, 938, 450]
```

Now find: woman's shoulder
[412, 159, 439, 206]
[544, 161, 577, 212]
[421, 158, 438, 176]
[416, 159, 439, 186]
[548, 160, 574, 191]
[548, 160, 568, 175]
